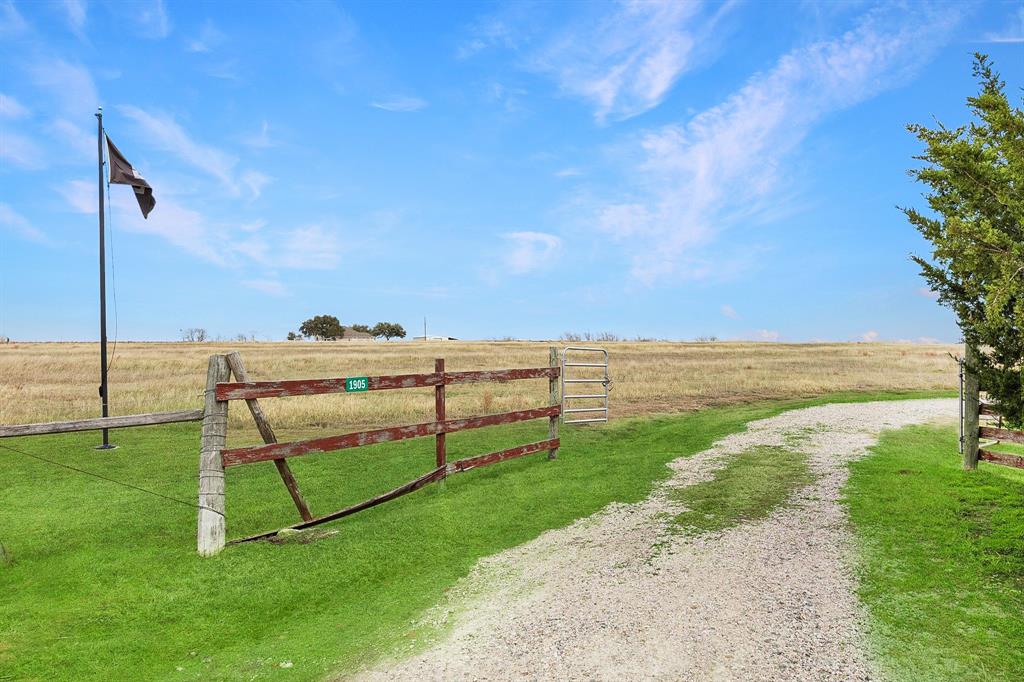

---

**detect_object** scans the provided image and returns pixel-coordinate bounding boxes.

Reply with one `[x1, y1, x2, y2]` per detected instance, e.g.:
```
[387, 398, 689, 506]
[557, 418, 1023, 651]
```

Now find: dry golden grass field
[0, 341, 959, 442]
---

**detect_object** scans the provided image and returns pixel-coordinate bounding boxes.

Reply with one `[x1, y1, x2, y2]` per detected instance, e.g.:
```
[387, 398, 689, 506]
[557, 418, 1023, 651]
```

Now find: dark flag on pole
[105, 135, 155, 219]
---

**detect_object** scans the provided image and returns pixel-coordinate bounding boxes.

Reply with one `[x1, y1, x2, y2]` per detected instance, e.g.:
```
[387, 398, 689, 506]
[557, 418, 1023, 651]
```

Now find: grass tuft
[671, 446, 814, 535]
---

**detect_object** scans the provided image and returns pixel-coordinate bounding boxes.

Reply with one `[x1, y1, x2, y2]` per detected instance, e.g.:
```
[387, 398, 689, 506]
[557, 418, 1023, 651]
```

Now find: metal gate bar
[561, 346, 609, 424]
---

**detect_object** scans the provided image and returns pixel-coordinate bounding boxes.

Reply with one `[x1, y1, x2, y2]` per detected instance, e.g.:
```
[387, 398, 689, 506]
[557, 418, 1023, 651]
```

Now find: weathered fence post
[962, 345, 981, 471]
[548, 346, 559, 459]
[198, 354, 230, 556]
[435, 358, 446, 474]
[225, 351, 312, 521]
[958, 356, 964, 455]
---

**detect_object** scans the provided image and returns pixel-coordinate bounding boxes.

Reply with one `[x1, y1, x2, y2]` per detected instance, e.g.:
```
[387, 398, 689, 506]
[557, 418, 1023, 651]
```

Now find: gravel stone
[353, 399, 955, 681]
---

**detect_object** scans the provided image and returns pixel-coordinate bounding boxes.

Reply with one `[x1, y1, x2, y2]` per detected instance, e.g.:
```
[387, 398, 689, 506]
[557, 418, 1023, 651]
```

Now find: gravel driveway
[353, 399, 955, 681]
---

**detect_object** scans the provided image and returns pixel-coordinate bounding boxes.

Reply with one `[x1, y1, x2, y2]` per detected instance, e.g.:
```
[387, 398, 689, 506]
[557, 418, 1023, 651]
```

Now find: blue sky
[1, 0, 1021, 342]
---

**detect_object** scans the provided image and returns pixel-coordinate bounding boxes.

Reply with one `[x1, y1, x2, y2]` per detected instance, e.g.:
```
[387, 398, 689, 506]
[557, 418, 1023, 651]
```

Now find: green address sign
[345, 376, 369, 393]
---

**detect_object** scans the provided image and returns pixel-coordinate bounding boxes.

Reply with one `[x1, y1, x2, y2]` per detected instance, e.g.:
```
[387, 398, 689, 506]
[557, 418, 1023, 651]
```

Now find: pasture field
[0, 392, 953, 681]
[0, 341, 959, 435]
[1, 340, 979, 681]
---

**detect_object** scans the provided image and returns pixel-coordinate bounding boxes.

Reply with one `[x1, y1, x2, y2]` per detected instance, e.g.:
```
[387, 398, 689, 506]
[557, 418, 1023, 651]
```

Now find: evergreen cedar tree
[904, 54, 1024, 426]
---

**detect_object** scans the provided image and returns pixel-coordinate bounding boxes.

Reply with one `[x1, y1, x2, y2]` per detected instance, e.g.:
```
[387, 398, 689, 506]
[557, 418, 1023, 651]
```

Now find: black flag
[106, 135, 155, 219]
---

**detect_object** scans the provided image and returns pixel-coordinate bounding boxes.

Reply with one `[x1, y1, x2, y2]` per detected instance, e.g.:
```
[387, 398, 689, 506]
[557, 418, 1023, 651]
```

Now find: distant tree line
[181, 327, 208, 342]
[180, 328, 262, 342]
[289, 315, 406, 341]
[559, 331, 621, 342]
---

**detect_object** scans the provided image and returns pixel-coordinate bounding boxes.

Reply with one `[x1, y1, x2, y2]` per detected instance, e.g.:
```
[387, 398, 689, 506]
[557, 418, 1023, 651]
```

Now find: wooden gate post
[198, 354, 230, 556]
[548, 347, 559, 459]
[435, 358, 446, 474]
[963, 345, 981, 471]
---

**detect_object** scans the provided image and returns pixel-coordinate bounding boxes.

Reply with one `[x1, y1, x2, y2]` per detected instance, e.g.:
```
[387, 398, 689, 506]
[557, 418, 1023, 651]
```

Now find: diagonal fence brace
[225, 351, 313, 522]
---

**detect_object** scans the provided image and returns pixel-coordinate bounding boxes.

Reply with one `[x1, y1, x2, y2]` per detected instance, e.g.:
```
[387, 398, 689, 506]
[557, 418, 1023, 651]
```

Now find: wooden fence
[0, 409, 203, 439]
[960, 348, 1024, 470]
[198, 350, 562, 555]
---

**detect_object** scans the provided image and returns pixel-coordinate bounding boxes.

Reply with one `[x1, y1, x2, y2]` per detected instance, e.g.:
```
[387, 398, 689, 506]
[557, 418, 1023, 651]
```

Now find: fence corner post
[962, 344, 981, 471]
[198, 354, 230, 556]
[548, 346, 560, 460]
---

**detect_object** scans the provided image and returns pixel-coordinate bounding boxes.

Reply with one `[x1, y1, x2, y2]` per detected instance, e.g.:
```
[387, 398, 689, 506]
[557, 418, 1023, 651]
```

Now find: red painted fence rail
[221, 405, 560, 466]
[209, 355, 562, 547]
[216, 367, 559, 401]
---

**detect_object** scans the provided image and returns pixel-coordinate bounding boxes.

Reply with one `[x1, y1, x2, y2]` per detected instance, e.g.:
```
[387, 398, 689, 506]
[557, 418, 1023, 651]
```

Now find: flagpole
[96, 107, 113, 450]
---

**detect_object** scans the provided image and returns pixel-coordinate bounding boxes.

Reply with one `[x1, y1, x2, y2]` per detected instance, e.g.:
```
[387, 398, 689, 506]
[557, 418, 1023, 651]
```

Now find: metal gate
[561, 347, 609, 424]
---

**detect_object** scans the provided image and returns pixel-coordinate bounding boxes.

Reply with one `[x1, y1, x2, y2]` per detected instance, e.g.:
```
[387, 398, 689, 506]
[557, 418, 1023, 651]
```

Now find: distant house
[342, 328, 374, 341]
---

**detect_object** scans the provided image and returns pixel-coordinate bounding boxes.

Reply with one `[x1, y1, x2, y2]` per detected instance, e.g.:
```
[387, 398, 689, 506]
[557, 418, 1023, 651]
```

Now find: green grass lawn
[0, 390, 950, 681]
[985, 440, 1024, 457]
[844, 424, 1024, 681]
[671, 446, 813, 535]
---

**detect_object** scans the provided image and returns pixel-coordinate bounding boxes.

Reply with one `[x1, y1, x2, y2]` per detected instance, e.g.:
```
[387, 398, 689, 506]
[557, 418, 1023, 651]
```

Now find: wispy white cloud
[49, 118, 93, 159]
[186, 19, 225, 52]
[0, 130, 45, 169]
[58, 179, 95, 214]
[60, 175, 337, 271]
[0, 203, 48, 243]
[60, 0, 87, 37]
[118, 105, 244, 193]
[241, 170, 271, 200]
[370, 95, 428, 112]
[133, 0, 170, 39]
[241, 120, 276, 148]
[721, 304, 739, 320]
[756, 329, 780, 342]
[232, 225, 343, 270]
[983, 7, 1024, 43]
[595, 4, 963, 284]
[120, 195, 226, 264]
[61, 178, 227, 264]
[464, 0, 734, 123]
[531, 0, 722, 123]
[26, 58, 98, 118]
[485, 81, 529, 114]
[457, 14, 522, 59]
[502, 231, 562, 274]
[238, 219, 266, 233]
[860, 330, 879, 342]
[0, 93, 29, 119]
[278, 225, 341, 269]
[916, 286, 939, 300]
[884, 335, 946, 344]
[242, 278, 287, 297]
[202, 59, 241, 81]
[555, 167, 582, 178]
[17, 60, 99, 168]
[0, 0, 28, 38]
